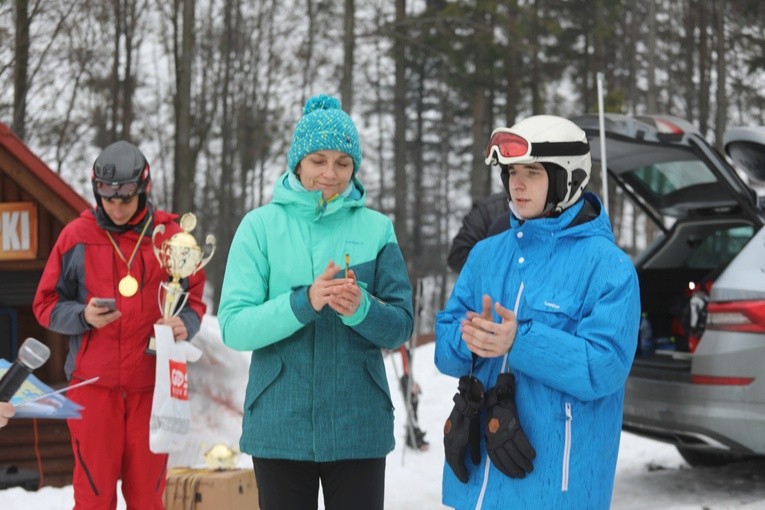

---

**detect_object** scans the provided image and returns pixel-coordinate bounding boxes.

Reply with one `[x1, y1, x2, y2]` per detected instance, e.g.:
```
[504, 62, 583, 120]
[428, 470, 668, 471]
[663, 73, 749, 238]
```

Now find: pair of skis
[389, 279, 428, 460]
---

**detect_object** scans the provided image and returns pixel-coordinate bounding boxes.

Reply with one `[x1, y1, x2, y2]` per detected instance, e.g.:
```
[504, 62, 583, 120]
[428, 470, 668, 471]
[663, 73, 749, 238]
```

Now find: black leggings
[252, 457, 385, 510]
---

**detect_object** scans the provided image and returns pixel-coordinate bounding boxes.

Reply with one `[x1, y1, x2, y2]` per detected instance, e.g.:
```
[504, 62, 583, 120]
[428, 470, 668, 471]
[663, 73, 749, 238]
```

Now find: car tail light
[690, 299, 761, 385]
[705, 300, 765, 333]
[654, 118, 684, 134]
[691, 374, 755, 386]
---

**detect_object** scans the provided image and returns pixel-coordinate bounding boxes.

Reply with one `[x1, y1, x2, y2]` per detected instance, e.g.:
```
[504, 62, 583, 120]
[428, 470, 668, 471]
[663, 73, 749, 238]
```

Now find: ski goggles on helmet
[95, 181, 139, 201]
[485, 128, 590, 166]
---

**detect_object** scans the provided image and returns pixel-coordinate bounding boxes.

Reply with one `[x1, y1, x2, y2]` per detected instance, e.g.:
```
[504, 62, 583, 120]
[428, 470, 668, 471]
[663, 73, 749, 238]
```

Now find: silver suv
[573, 114, 765, 467]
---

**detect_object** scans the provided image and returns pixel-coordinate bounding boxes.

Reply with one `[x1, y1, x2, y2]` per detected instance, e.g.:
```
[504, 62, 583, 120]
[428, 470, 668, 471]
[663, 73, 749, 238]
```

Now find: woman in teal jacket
[218, 95, 413, 510]
[436, 115, 640, 509]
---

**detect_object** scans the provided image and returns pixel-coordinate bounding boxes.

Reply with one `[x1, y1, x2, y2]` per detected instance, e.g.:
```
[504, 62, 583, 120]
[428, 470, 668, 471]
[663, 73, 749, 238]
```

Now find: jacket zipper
[75, 439, 100, 496]
[500, 281, 524, 373]
[476, 281, 526, 510]
[475, 456, 491, 510]
[562, 401, 572, 492]
[475, 282, 524, 510]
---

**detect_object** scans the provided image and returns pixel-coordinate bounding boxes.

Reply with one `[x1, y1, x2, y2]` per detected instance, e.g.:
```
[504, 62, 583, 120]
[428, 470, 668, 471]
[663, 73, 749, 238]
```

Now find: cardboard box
[164, 468, 259, 510]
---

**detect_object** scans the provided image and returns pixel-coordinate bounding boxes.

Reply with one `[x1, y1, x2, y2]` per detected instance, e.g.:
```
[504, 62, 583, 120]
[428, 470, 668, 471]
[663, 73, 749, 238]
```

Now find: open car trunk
[571, 116, 765, 382]
[631, 217, 757, 378]
[572, 115, 765, 466]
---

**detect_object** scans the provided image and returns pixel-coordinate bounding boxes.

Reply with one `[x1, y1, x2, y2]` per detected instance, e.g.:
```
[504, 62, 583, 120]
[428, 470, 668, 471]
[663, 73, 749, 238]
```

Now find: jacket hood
[510, 192, 614, 243]
[84, 203, 179, 235]
[271, 171, 366, 219]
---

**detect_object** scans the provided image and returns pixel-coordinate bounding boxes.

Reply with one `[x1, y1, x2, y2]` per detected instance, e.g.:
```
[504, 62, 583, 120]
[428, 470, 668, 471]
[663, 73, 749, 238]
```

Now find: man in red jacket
[33, 141, 206, 509]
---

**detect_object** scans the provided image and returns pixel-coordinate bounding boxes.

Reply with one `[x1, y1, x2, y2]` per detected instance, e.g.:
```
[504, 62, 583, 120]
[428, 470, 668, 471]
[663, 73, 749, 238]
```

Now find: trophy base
[146, 336, 157, 355]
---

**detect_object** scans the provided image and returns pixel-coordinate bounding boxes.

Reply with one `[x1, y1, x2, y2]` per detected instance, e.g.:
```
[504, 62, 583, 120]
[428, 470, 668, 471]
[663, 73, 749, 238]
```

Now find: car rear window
[630, 159, 717, 197]
[686, 225, 755, 269]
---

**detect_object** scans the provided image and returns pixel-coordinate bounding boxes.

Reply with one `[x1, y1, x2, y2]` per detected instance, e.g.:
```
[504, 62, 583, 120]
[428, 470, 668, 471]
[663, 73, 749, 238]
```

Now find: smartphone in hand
[94, 297, 117, 312]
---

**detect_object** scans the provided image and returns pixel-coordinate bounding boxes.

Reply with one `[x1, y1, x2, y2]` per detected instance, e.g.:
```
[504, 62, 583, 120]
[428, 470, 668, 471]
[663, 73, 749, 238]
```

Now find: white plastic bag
[149, 324, 202, 453]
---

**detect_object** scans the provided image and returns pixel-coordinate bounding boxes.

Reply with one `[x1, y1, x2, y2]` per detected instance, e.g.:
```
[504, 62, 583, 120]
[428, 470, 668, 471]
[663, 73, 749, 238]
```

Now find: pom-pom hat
[287, 94, 362, 173]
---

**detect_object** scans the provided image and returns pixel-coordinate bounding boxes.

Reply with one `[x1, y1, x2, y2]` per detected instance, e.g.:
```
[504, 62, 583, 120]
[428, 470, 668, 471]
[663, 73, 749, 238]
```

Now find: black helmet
[91, 141, 152, 205]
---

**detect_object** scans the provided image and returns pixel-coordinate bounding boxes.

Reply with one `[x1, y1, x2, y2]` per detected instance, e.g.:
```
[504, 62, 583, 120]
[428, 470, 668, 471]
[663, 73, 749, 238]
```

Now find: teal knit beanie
[287, 94, 362, 173]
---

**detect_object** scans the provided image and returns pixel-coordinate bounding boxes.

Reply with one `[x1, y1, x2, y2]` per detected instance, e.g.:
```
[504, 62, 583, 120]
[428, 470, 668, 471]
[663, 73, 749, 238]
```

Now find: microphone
[0, 338, 51, 402]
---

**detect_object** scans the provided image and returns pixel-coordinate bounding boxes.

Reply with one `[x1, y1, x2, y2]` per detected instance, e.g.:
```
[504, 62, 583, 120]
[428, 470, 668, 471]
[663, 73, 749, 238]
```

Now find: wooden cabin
[0, 122, 91, 487]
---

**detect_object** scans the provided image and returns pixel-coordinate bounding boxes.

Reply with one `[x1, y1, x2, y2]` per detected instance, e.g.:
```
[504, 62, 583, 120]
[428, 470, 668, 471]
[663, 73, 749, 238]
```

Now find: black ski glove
[443, 375, 485, 483]
[484, 372, 536, 479]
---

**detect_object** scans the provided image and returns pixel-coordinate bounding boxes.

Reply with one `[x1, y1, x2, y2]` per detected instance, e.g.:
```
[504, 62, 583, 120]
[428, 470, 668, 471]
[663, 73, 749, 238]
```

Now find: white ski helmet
[485, 115, 591, 212]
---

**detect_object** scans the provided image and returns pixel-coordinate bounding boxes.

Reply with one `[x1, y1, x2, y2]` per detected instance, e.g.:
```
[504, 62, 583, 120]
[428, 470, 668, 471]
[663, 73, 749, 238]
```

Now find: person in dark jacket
[33, 141, 206, 509]
[447, 191, 510, 272]
[436, 115, 640, 509]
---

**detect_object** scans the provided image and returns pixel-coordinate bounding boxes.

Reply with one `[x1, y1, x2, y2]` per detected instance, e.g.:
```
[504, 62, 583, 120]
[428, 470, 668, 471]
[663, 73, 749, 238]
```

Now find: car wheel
[676, 446, 741, 467]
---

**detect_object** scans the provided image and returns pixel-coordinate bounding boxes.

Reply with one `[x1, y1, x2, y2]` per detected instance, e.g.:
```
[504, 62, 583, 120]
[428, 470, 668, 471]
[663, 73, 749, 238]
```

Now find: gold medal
[106, 218, 152, 298]
[119, 275, 139, 297]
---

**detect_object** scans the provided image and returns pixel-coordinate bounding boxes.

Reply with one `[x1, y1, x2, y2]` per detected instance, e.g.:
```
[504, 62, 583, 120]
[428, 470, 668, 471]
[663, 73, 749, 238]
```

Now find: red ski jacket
[33, 207, 206, 392]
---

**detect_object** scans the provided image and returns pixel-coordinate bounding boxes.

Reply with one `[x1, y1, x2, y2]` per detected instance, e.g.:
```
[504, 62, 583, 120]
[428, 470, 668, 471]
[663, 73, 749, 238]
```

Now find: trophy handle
[194, 234, 217, 274]
[152, 224, 166, 267]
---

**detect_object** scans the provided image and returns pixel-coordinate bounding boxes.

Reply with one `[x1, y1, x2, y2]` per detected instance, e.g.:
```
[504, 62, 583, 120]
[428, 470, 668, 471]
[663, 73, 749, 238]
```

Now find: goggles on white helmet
[485, 115, 592, 212]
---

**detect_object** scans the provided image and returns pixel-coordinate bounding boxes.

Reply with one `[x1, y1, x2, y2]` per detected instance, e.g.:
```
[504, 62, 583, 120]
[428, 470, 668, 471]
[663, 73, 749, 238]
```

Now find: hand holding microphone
[0, 338, 51, 403]
[0, 402, 14, 428]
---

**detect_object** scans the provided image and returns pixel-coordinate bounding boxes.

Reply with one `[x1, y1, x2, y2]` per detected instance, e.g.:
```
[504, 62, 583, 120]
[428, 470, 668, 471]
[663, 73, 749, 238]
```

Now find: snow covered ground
[2, 315, 765, 509]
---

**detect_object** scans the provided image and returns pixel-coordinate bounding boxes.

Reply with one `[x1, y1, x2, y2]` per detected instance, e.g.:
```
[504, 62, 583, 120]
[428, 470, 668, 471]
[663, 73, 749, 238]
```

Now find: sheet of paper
[0, 359, 89, 419]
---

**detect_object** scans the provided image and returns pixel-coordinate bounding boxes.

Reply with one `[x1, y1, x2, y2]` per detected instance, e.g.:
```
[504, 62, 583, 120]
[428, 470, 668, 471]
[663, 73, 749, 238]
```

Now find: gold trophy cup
[148, 213, 215, 352]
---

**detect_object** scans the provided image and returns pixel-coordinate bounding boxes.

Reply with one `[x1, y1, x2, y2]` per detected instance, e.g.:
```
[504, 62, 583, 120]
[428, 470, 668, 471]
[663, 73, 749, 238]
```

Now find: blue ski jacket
[436, 193, 640, 509]
[218, 172, 413, 462]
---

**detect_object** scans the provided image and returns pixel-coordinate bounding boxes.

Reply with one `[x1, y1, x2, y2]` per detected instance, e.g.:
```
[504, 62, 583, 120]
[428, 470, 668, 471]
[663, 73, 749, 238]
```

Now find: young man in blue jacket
[436, 115, 640, 509]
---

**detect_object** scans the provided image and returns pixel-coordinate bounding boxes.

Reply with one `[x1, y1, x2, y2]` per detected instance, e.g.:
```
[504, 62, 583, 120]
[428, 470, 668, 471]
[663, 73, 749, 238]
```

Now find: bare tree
[528, 0, 544, 114]
[714, 0, 727, 149]
[502, 0, 521, 125]
[624, 2, 641, 114]
[393, 0, 411, 264]
[698, 0, 711, 135]
[301, 0, 316, 104]
[682, 0, 696, 122]
[172, 0, 196, 213]
[12, 0, 29, 139]
[119, 0, 145, 138]
[469, 0, 494, 203]
[367, 2, 391, 210]
[93, 0, 147, 144]
[646, 0, 657, 113]
[52, 7, 92, 172]
[210, 0, 239, 312]
[6, 0, 765, 315]
[341, 0, 354, 111]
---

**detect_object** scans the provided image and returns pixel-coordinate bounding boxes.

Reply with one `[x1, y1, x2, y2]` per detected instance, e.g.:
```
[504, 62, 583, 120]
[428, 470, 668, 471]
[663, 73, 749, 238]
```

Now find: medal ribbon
[105, 218, 152, 291]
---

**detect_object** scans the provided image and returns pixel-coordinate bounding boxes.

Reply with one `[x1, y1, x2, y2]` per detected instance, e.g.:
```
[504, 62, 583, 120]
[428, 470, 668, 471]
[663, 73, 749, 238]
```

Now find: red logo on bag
[169, 360, 188, 400]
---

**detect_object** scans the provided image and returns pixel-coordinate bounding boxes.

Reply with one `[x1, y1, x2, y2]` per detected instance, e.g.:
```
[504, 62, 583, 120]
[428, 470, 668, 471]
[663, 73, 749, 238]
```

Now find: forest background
[2, 0, 764, 321]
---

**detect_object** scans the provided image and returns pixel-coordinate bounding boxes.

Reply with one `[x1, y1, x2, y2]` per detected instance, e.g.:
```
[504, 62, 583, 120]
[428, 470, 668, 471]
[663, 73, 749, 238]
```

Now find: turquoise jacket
[436, 193, 640, 509]
[219, 172, 413, 461]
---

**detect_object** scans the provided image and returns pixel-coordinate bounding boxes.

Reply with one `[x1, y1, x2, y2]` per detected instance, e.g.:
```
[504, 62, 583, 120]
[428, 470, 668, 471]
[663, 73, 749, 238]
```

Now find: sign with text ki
[0, 202, 37, 260]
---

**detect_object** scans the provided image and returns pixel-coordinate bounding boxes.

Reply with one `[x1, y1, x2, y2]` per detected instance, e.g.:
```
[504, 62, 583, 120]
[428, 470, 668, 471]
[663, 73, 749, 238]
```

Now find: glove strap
[458, 375, 486, 414]
[486, 373, 516, 409]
